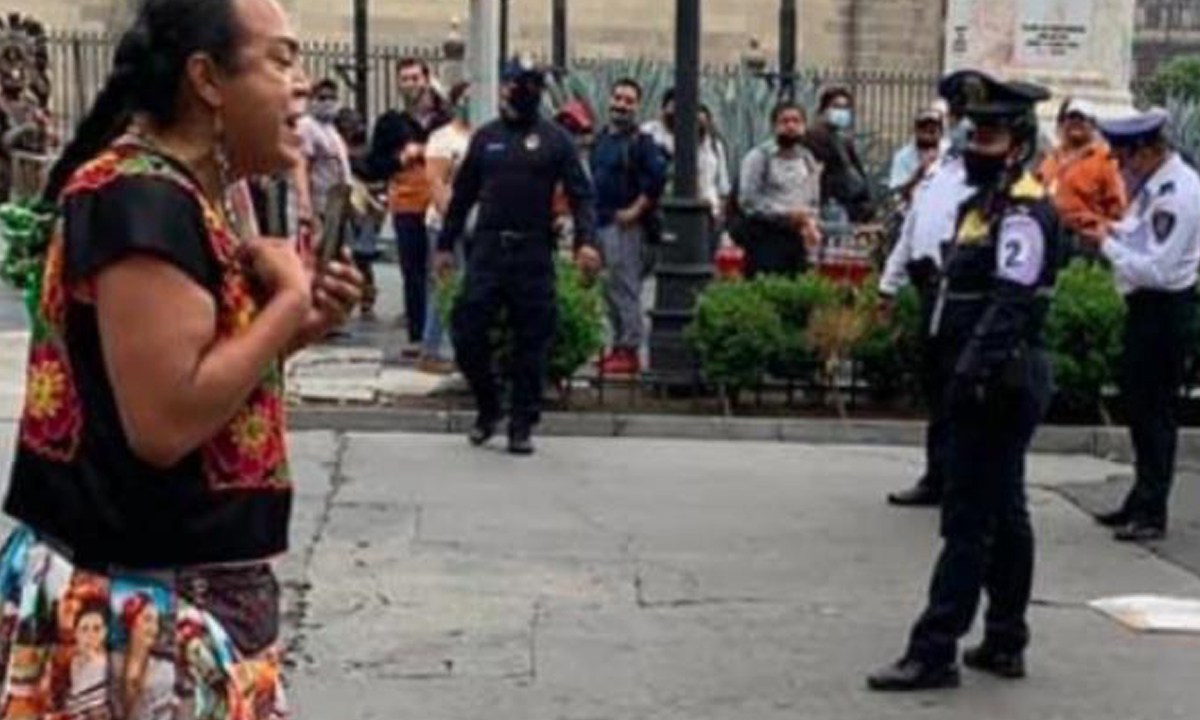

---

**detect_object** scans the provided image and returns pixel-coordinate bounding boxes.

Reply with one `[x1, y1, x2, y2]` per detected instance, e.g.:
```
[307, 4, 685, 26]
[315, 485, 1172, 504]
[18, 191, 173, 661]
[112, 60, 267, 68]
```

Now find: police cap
[960, 77, 1051, 125]
[937, 70, 993, 114]
[1097, 108, 1170, 149]
[501, 55, 546, 86]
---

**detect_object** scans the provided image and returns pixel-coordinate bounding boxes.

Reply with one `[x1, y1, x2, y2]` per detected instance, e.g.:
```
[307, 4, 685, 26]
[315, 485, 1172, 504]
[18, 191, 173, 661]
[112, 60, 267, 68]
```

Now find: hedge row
[685, 260, 1147, 416]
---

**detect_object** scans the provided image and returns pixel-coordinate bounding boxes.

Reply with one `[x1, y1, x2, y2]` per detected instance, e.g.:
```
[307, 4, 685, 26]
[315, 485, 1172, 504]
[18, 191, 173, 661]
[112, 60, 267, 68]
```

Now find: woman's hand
[242, 237, 311, 304]
[291, 249, 365, 349]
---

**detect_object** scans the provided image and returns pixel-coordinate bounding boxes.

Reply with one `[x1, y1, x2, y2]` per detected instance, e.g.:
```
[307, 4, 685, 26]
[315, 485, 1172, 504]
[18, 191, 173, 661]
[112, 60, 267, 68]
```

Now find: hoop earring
[212, 115, 251, 239]
[212, 114, 233, 190]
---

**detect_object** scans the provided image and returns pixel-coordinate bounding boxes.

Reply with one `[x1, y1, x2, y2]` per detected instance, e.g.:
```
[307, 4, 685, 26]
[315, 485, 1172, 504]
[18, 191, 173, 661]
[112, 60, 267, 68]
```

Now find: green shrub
[434, 260, 605, 383]
[853, 283, 923, 402]
[751, 274, 839, 379]
[686, 279, 786, 392]
[1046, 259, 1125, 416]
[549, 263, 606, 382]
[1146, 56, 1200, 105]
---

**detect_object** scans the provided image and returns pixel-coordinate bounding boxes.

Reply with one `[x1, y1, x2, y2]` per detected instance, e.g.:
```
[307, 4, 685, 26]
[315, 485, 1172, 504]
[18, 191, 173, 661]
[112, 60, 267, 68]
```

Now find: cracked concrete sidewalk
[276, 432, 1200, 720]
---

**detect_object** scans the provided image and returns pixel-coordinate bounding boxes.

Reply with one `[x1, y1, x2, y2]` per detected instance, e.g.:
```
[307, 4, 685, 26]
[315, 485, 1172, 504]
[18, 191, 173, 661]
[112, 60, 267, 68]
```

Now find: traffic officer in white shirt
[1081, 108, 1200, 542]
[880, 71, 983, 508]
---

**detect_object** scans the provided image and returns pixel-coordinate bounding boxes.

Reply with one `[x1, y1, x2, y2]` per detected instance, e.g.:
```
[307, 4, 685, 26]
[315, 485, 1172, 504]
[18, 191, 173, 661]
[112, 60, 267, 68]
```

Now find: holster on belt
[906, 257, 939, 294]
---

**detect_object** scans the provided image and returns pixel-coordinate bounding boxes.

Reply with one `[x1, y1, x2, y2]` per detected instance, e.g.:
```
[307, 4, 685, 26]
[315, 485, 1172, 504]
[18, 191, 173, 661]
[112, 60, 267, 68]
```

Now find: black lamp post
[552, 0, 568, 73]
[647, 0, 711, 383]
[353, 0, 369, 117]
[499, 0, 510, 63]
[779, 0, 797, 101]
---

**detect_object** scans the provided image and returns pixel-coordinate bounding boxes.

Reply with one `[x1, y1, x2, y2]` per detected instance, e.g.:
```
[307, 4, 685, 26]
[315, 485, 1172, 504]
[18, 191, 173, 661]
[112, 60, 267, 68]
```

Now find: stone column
[944, 0, 1137, 119]
[468, 0, 500, 125]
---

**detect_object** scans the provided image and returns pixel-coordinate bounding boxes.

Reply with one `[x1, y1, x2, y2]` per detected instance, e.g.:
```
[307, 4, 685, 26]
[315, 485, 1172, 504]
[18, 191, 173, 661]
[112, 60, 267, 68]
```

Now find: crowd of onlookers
[280, 56, 1131, 379]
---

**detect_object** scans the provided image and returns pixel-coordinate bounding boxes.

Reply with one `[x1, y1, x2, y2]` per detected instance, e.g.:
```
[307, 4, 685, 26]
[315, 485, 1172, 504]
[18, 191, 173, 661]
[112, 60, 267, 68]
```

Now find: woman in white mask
[802, 85, 874, 222]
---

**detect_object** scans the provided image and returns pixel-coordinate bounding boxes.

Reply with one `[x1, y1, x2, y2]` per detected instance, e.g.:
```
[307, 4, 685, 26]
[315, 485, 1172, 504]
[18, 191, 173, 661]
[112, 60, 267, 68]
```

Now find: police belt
[480, 229, 553, 250]
[939, 288, 1054, 302]
[929, 286, 1053, 337]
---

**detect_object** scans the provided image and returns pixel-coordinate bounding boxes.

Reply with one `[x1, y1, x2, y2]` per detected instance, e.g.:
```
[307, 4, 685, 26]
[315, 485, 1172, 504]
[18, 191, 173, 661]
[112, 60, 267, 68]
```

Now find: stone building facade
[8, 0, 947, 71]
[11, 0, 1186, 79]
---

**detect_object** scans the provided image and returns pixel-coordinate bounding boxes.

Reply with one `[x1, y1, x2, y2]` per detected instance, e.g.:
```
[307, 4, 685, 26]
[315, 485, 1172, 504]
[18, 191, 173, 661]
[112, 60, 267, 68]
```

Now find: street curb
[288, 406, 1156, 463]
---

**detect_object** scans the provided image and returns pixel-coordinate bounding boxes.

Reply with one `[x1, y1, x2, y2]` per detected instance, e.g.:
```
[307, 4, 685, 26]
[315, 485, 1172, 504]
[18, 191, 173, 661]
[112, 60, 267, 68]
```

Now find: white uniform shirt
[1102, 152, 1200, 296]
[879, 156, 974, 295]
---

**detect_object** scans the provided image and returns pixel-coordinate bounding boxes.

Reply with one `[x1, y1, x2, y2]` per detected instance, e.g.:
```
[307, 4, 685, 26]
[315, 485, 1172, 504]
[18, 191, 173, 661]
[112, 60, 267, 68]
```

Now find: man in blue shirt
[589, 78, 668, 377]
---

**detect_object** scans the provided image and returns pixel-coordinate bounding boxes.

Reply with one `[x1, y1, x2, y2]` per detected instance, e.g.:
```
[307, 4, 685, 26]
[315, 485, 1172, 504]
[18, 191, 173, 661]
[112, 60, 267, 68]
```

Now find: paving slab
[288, 434, 1200, 720]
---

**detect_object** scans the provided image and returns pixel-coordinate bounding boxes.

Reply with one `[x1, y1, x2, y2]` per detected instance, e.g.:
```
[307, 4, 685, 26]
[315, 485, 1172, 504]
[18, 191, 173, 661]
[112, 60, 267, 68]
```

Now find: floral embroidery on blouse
[18, 140, 291, 492]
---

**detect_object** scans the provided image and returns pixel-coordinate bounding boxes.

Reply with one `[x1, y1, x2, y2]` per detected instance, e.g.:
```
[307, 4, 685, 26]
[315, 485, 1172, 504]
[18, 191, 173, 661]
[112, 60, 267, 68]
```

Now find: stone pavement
[1, 275, 1200, 718]
[276, 432, 1200, 720]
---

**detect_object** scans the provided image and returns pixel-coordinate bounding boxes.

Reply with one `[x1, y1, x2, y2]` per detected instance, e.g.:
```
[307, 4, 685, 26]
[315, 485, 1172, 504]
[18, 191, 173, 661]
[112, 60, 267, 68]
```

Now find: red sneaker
[600, 349, 641, 377]
[595, 349, 616, 369]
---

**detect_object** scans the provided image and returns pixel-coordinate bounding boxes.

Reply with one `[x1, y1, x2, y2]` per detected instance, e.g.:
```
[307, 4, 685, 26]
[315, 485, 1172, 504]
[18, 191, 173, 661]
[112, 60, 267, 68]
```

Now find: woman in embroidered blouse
[0, 0, 363, 717]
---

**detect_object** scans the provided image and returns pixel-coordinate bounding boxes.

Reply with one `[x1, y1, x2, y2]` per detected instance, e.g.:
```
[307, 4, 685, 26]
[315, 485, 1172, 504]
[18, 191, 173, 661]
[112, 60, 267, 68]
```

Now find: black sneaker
[866, 658, 960, 692]
[1114, 522, 1166, 543]
[469, 416, 500, 447]
[963, 644, 1026, 679]
[1094, 509, 1131, 528]
[887, 482, 942, 507]
[507, 426, 535, 456]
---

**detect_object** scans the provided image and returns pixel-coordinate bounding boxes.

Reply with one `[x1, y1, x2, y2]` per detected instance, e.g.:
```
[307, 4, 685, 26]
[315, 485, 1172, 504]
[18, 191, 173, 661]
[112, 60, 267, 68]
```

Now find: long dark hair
[42, 0, 243, 202]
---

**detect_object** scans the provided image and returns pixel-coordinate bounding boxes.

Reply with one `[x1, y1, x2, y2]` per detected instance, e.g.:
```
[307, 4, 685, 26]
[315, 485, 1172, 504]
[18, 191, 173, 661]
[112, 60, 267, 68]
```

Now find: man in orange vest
[362, 58, 450, 346]
[1037, 99, 1126, 236]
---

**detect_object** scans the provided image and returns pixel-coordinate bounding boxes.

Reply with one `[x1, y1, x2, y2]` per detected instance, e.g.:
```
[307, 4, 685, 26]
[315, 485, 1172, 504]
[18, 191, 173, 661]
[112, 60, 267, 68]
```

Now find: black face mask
[503, 83, 543, 124]
[610, 107, 635, 129]
[776, 133, 801, 149]
[963, 148, 1009, 188]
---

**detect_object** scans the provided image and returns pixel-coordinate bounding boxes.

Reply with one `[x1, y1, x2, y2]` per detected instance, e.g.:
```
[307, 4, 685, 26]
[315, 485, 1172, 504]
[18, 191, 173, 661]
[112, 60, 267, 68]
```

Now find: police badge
[1152, 209, 1176, 243]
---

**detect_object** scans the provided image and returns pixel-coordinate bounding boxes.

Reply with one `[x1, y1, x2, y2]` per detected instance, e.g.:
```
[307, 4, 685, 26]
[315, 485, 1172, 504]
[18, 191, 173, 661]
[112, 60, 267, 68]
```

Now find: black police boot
[469, 414, 500, 447]
[508, 425, 535, 456]
[963, 644, 1026, 679]
[1114, 521, 1166, 543]
[1094, 508, 1131, 528]
[887, 479, 942, 508]
[866, 658, 960, 692]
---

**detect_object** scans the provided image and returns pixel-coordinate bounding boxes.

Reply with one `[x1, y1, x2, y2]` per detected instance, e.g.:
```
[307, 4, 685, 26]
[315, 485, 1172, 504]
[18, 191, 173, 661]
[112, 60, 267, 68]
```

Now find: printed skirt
[0, 527, 286, 720]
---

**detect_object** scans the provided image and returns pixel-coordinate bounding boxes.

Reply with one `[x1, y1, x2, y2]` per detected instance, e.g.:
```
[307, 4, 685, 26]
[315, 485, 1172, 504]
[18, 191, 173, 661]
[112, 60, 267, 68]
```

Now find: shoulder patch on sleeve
[1152, 209, 1177, 242]
[1159, 180, 1177, 197]
[996, 213, 1046, 286]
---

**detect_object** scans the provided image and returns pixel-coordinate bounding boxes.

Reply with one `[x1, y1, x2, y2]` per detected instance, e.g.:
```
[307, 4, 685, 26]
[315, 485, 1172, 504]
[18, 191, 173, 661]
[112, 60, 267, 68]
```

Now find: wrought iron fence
[43, 32, 451, 142]
[43, 31, 937, 163]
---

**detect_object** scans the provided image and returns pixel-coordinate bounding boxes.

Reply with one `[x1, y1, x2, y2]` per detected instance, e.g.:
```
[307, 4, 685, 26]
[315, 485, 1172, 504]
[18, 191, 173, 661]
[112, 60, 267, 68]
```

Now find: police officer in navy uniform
[881, 71, 980, 508]
[435, 59, 602, 456]
[869, 75, 1059, 691]
[1083, 109, 1200, 542]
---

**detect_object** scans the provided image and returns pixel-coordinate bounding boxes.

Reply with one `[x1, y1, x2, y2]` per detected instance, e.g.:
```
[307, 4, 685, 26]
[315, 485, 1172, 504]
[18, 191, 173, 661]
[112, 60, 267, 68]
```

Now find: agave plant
[544, 60, 785, 176]
[1166, 96, 1200, 167]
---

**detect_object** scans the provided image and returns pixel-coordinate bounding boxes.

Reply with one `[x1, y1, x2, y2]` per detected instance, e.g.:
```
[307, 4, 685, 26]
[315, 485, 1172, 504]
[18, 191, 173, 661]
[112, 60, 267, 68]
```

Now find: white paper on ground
[1089, 595, 1200, 634]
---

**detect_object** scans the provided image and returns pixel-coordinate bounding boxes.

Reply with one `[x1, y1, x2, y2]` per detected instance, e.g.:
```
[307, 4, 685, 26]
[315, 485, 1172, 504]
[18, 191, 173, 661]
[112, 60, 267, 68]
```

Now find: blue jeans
[393, 213, 429, 343]
[421, 221, 459, 361]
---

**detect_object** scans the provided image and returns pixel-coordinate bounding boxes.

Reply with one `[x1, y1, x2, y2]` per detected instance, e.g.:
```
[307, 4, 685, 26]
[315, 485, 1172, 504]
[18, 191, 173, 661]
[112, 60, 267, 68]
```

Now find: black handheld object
[319, 183, 352, 267]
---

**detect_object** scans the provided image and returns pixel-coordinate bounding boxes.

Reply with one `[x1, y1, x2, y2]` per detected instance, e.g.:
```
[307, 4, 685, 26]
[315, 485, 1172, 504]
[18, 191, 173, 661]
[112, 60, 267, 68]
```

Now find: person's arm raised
[97, 238, 310, 468]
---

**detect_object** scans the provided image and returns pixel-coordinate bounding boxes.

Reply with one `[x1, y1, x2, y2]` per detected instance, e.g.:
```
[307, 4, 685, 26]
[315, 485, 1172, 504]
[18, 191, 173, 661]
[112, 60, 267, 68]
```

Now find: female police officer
[869, 74, 1059, 692]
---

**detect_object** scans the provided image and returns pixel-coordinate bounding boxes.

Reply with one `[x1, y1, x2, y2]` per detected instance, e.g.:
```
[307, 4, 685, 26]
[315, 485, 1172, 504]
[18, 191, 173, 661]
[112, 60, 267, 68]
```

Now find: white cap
[916, 103, 944, 124]
[1063, 98, 1098, 121]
